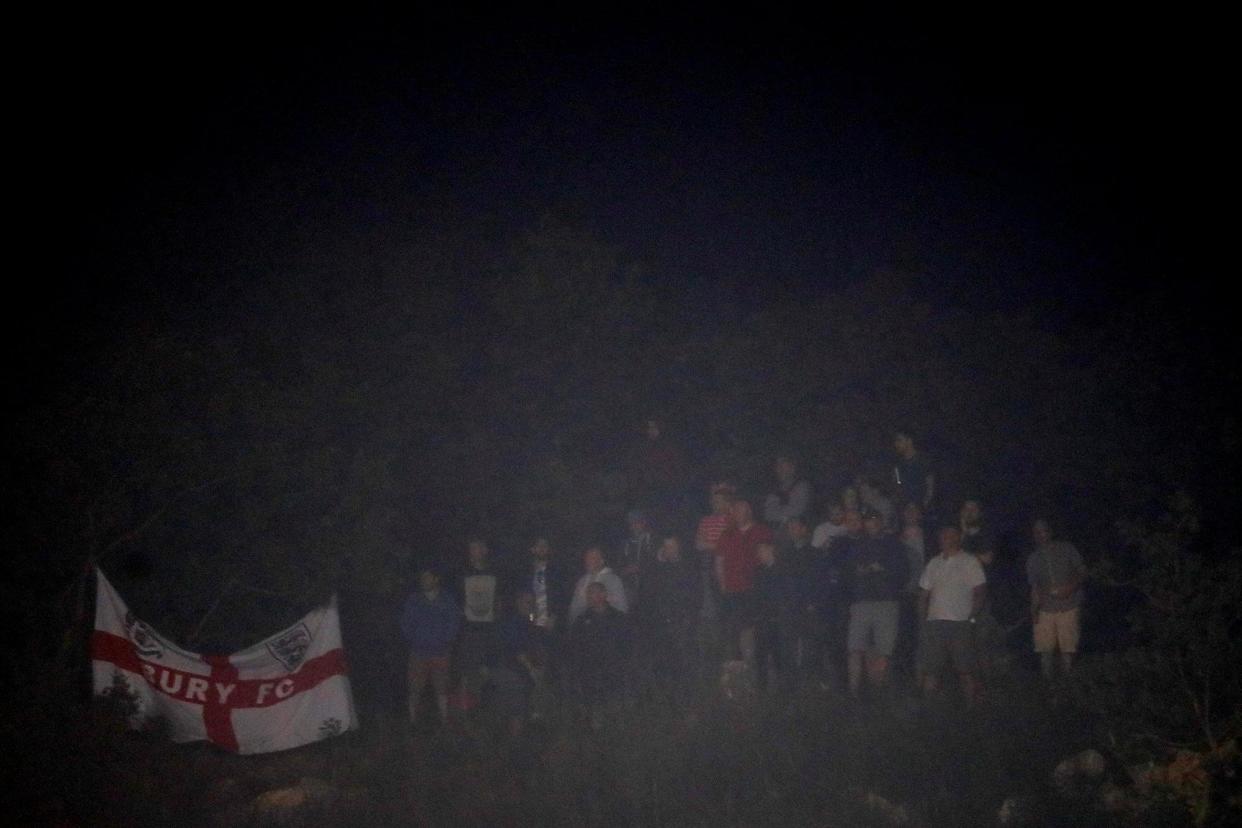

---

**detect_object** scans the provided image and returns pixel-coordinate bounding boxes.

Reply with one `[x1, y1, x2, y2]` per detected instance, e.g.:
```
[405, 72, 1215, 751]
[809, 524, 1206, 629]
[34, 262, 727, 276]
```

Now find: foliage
[4, 215, 1237, 655]
[1075, 494, 1242, 823]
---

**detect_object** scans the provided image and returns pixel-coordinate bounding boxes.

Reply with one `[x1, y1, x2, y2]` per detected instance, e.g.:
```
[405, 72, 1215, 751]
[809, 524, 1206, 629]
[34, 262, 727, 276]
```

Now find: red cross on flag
[91, 568, 356, 754]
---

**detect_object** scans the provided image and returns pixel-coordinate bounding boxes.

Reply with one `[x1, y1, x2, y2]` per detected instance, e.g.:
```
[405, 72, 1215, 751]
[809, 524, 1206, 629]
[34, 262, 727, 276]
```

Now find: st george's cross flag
[91, 568, 356, 754]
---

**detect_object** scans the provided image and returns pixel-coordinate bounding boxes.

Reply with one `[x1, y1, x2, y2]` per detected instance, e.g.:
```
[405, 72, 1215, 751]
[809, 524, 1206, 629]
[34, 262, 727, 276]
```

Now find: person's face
[531, 537, 551, 560]
[775, 458, 795, 483]
[842, 487, 859, 510]
[658, 537, 681, 562]
[1032, 520, 1051, 545]
[757, 543, 776, 566]
[939, 527, 962, 555]
[894, 434, 914, 457]
[710, 491, 731, 514]
[584, 547, 604, 573]
[468, 541, 488, 567]
[587, 583, 608, 610]
[418, 571, 439, 593]
[827, 503, 845, 524]
[645, 419, 661, 440]
[730, 500, 753, 526]
[961, 500, 982, 525]
[628, 516, 647, 537]
[787, 519, 809, 543]
[902, 502, 922, 527]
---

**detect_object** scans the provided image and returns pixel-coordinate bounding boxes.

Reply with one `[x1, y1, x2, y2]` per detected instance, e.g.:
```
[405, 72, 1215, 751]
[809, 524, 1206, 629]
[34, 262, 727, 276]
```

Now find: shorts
[847, 600, 899, 657]
[1033, 607, 1080, 653]
[918, 620, 977, 674]
[408, 653, 451, 692]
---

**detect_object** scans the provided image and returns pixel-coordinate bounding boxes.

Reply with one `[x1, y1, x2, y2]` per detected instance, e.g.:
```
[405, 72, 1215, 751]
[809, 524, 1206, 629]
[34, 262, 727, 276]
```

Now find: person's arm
[568, 577, 586, 624]
[970, 584, 986, 619]
[607, 571, 630, 613]
[918, 587, 930, 622]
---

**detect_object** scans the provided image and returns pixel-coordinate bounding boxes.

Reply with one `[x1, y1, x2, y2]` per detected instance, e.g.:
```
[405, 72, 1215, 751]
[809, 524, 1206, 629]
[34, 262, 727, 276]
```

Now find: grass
[26, 657, 1133, 827]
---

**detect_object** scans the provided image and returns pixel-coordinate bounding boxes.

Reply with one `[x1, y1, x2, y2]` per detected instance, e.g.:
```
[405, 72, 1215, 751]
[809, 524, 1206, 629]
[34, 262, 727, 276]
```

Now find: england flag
[91, 568, 356, 754]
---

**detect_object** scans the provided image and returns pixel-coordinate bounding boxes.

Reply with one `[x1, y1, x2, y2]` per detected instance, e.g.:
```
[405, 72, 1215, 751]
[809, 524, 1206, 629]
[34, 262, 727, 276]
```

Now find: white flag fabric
[91, 568, 356, 754]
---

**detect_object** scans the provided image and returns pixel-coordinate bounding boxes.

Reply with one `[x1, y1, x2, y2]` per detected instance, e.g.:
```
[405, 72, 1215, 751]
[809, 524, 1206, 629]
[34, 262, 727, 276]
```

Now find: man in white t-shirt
[917, 526, 986, 704]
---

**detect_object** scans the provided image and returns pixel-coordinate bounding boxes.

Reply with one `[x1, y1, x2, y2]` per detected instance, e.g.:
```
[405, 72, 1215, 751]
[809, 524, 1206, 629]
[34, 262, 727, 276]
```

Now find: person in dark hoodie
[753, 541, 799, 692]
[845, 510, 908, 698]
[400, 568, 461, 726]
[640, 534, 700, 703]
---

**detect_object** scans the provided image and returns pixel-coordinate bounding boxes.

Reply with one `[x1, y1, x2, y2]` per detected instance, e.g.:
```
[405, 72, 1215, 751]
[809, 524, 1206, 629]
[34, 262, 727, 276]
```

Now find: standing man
[526, 536, 569, 633]
[618, 509, 656, 613]
[400, 568, 460, 727]
[764, 454, 812, 528]
[845, 510, 908, 698]
[714, 497, 774, 664]
[892, 430, 936, 519]
[455, 538, 500, 709]
[1026, 518, 1087, 679]
[917, 526, 987, 705]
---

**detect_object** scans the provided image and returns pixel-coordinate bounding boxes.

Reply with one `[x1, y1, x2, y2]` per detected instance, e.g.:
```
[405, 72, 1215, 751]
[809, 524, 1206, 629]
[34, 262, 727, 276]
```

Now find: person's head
[901, 501, 923, 528]
[657, 535, 682, 563]
[843, 507, 863, 535]
[826, 501, 846, 525]
[418, 569, 440, 595]
[709, 482, 735, 514]
[644, 418, 662, 441]
[730, 498, 754, 528]
[530, 536, 552, 561]
[467, 538, 489, 568]
[960, 499, 983, 527]
[626, 510, 649, 538]
[893, 430, 916, 459]
[938, 526, 962, 556]
[756, 541, 777, 567]
[583, 546, 605, 573]
[1032, 518, 1053, 546]
[862, 510, 884, 537]
[786, 515, 810, 544]
[774, 455, 797, 485]
[586, 581, 609, 611]
[842, 486, 860, 511]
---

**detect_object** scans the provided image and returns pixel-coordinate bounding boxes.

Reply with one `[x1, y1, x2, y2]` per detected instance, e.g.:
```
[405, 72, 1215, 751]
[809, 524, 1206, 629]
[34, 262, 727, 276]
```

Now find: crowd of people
[399, 428, 1087, 732]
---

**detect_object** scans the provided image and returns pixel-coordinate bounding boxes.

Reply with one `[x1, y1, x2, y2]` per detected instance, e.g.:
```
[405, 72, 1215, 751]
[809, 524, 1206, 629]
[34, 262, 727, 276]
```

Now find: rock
[1051, 758, 1078, 794]
[1052, 748, 1107, 795]
[862, 790, 911, 825]
[251, 777, 338, 825]
[996, 795, 1038, 825]
[1075, 749, 1106, 778]
[1095, 782, 1134, 814]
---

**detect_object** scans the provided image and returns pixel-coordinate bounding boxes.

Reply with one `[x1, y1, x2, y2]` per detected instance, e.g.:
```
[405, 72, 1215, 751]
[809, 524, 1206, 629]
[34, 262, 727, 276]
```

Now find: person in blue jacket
[400, 568, 460, 727]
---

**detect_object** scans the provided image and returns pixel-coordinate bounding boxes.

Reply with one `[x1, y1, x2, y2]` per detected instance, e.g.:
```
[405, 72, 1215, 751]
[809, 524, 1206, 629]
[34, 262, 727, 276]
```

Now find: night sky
[20, 18, 1229, 372]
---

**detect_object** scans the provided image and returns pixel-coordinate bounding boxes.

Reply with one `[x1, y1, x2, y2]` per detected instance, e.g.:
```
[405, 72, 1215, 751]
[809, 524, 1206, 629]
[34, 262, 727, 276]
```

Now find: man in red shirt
[714, 497, 774, 663]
